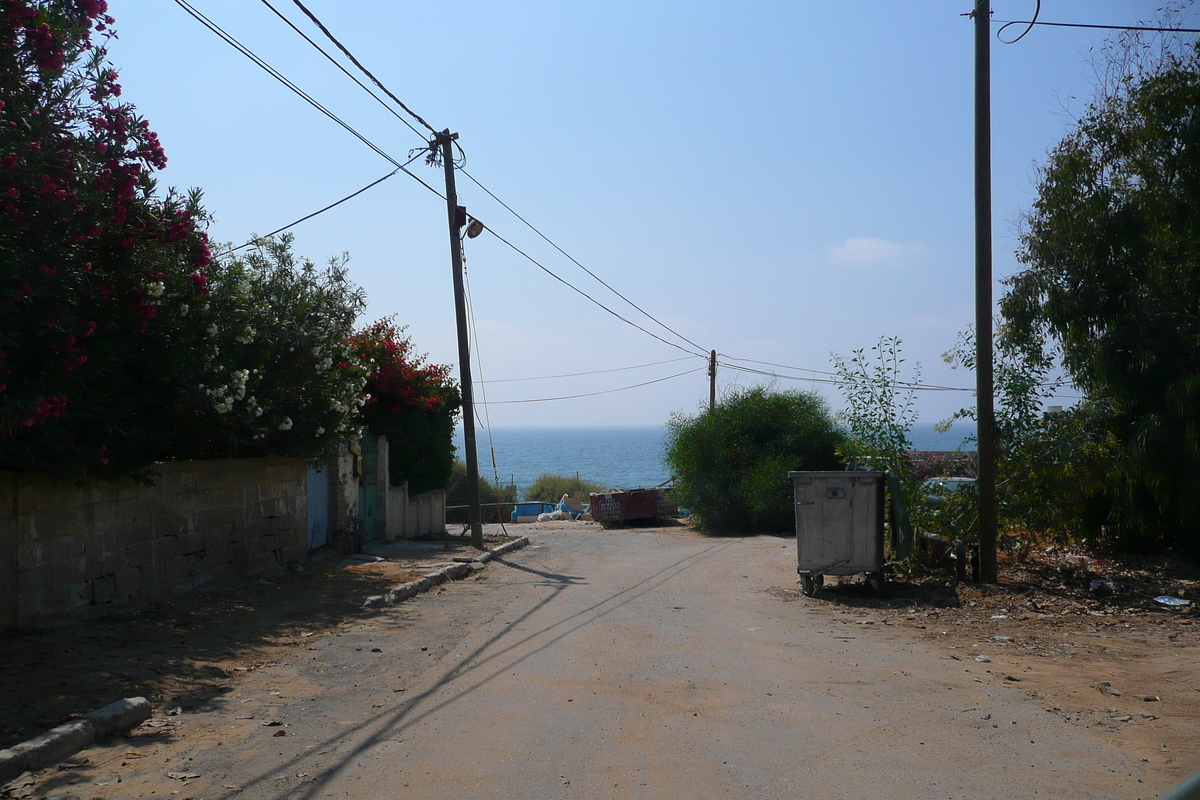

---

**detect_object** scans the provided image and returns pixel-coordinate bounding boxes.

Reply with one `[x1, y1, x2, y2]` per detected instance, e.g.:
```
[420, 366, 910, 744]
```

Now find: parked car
[922, 476, 976, 509]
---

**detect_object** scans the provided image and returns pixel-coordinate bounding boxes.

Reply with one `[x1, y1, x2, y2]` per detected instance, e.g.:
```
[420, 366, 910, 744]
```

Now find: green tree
[1003, 37, 1200, 554]
[831, 335, 920, 476]
[665, 387, 844, 534]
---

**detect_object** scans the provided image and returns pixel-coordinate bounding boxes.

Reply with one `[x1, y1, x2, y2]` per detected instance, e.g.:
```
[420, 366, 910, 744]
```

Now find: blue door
[306, 461, 330, 549]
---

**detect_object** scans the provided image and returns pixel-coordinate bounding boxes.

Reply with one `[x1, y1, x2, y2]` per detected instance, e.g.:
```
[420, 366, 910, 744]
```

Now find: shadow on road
[220, 536, 742, 800]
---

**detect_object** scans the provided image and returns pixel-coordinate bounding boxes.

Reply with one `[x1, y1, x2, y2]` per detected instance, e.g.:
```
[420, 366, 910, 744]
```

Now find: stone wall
[0, 457, 310, 630]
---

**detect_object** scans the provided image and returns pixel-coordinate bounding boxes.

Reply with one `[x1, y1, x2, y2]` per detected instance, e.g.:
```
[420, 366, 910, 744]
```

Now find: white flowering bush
[152, 234, 371, 459]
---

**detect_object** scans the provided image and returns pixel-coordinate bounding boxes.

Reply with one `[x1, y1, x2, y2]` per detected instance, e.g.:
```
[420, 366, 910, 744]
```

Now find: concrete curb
[0, 697, 151, 785]
[364, 536, 530, 609]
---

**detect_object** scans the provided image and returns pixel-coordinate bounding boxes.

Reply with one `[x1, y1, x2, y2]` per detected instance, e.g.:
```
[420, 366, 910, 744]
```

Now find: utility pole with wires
[437, 129, 483, 549]
[708, 350, 717, 410]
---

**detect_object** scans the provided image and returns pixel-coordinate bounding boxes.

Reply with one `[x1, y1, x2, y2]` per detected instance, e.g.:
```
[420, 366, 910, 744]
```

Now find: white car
[922, 476, 976, 508]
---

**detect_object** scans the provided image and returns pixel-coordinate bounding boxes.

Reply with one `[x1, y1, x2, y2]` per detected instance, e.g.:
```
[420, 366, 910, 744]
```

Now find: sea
[454, 422, 976, 498]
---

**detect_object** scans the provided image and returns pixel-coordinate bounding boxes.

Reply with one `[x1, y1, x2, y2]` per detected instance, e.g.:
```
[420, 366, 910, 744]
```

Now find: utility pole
[708, 350, 717, 410]
[974, 1, 998, 583]
[437, 129, 483, 549]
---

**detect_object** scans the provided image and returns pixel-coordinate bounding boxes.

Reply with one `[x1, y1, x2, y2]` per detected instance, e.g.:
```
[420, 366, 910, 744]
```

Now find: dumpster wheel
[866, 573, 887, 598]
[800, 573, 818, 597]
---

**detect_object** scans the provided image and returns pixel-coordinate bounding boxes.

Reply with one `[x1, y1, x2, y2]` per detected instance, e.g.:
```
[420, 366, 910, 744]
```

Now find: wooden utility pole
[438, 130, 483, 549]
[708, 350, 717, 410]
[974, 1, 998, 583]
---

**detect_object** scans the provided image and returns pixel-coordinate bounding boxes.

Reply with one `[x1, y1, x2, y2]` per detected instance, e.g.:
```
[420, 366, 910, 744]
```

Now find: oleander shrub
[157, 235, 372, 460]
[351, 317, 461, 495]
[0, 0, 214, 475]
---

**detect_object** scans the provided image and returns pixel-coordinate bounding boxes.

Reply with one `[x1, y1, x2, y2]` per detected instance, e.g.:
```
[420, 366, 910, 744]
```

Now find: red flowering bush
[0, 0, 212, 474]
[350, 318, 460, 494]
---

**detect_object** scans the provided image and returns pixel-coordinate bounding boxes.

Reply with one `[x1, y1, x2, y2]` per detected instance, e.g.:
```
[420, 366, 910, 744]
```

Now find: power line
[480, 367, 705, 405]
[214, 165, 411, 258]
[257, 0, 429, 142]
[458, 167, 709, 356]
[288, 0, 438, 134]
[176, 0, 700, 362]
[481, 356, 700, 384]
[718, 362, 975, 392]
[174, 0, 400, 169]
[463, 247, 512, 531]
[474, 221, 707, 358]
[254, 0, 708, 361]
[994, 19, 1200, 38]
[719, 354, 839, 378]
[172, 0, 443, 203]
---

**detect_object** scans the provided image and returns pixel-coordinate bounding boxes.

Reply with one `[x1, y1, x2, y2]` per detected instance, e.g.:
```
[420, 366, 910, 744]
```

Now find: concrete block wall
[405, 489, 447, 538]
[378, 482, 445, 540]
[0, 457, 308, 630]
[328, 443, 361, 552]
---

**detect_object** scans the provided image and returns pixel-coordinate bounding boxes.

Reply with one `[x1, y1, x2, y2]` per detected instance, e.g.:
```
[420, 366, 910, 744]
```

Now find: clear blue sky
[105, 1, 1174, 429]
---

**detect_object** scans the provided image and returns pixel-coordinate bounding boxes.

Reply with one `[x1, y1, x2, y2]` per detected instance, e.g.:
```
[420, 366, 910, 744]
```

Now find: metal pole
[709, 350, 717, 410]
[974, 1, 998, 583]
[438, 130, 483, 549]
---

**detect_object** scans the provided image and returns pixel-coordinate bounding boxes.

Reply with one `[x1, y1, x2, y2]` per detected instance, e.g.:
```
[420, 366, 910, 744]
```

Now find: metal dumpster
[588, 488, 677, 528]
[790, 471, 886, 596]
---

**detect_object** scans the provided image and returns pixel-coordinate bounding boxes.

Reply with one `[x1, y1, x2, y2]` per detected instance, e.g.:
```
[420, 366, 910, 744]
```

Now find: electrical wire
[481, 356, 699, 384]
[176, 0, 702, 363]
[996, 0, 1040, 44]
[172, 0, 444, 203]
[718, 353, 1077, 394]
[462, 242, 511, 534]
[479, 367, 705, 405]
[720, 355, 966, 390]
[258, 0, 429, 142]
[288, 0, 438, 134]
[474, 221, 707, 358]
[257, 0, 708, 360]
[213, 164, 412, 258]
[994, 18, 1200, 40]
[175, 0, 401, 169]
[718, 362, 975, 392]
[718, 354, 839, 378]
[458, 167, 709, 356]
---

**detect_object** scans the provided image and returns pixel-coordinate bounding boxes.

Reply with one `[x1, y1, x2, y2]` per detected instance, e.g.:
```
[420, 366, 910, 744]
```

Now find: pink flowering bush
[0, 3, 373, 476]
[0, 0, 214, 474]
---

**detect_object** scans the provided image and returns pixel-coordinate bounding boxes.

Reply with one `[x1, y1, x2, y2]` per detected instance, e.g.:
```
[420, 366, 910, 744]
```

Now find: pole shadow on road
[489, 556, 587, 585]
[222, 538, 740, 800]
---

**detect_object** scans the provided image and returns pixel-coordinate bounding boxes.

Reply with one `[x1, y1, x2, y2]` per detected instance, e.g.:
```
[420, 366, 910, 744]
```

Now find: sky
[102, 0, 1183, 430]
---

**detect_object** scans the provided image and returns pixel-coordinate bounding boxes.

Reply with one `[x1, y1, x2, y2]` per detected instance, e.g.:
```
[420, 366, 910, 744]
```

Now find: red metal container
[589, 488, 677, 527]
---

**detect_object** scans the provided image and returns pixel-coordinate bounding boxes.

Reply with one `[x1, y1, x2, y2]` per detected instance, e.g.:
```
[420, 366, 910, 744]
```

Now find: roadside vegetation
[525, 473, 604, 503]
[666, 387, 844, 534]
[446, 462, 516, 524]
[827, 24, 1200, 563]
[0, 1, 459, 485]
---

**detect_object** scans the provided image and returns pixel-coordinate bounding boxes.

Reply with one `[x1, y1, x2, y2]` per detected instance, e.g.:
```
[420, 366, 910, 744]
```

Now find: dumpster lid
[788, 471, 885, 479]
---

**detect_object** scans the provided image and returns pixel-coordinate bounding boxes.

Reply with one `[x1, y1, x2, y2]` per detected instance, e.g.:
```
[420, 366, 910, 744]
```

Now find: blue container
[511, 502, 556, 522]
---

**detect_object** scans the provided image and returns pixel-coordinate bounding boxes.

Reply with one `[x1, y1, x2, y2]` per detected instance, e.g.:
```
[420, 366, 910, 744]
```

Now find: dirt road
[14, 523, 1193, 799]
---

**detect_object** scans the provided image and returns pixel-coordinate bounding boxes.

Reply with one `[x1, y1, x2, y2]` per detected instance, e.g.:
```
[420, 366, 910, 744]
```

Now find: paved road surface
[36, 525, 1164, 799]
